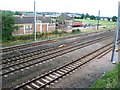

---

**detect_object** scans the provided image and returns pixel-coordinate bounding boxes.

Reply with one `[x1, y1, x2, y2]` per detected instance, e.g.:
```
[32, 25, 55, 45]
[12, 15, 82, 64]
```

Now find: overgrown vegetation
[72, 29, 81, 34]
[2, 30, 69, 47]
[2, 10, 15, 42]
[52, 29, 66, 34]
[13, 34, 34, 40]
[2, 26, 115, 47]
[90, 63, 120, 88]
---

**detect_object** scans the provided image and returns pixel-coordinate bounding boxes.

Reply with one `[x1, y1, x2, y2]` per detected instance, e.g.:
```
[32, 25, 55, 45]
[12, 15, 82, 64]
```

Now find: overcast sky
[0, 0, 119, 17]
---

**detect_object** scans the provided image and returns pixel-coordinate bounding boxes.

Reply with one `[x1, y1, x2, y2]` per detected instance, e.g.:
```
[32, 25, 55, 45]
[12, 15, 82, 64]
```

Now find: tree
[2, 10, 15, 41]
[107, 17, 110, 21]
[90, 15, 96, 20]
[80, 14, 84, 19]
[85, 13, 89, 19]
[112, 16, 117, 22]
[74, 16, 80, 19]
[14, 11, 20, 15]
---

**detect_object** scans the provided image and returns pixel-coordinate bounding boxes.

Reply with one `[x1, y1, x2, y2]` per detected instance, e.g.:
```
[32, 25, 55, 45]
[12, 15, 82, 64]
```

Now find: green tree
[107, 17, 110, 21]
[80, 14, 84, 19]
[14, 11, 20, 15]
[90, 15, 96, 20]
[112, 16, 117, 22]
[85, 13, 89, 19]
[2, 10, 15, 41]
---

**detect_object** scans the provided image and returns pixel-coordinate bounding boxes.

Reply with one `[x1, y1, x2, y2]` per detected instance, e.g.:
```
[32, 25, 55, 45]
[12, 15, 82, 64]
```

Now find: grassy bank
[90, 63, 120, 88]
[2, 34, 69, 47]
[2, 26, 115, 47]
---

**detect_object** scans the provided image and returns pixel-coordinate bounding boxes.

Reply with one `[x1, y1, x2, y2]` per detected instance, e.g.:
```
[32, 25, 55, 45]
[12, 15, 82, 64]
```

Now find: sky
[0, 0, 120, 17]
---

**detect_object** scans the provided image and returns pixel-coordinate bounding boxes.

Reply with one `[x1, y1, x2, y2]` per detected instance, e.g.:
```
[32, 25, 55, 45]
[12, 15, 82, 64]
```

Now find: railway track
[2, 31, 108, 60]
[12, 40, 117, 90]
[1, 34, 114, 77]
[2, 32, 113, 65]
[2, 30, 114, 62]
[1, 29, 113, 53]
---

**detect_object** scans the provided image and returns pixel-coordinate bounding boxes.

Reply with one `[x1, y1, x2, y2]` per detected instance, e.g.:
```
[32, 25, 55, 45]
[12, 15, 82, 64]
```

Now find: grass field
[90, 63, 120, 88]
[75, 19, 116, 26]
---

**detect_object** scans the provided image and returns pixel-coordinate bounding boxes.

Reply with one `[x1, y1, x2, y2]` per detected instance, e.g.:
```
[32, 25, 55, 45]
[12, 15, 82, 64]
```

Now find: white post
[34, 0, 36, 41]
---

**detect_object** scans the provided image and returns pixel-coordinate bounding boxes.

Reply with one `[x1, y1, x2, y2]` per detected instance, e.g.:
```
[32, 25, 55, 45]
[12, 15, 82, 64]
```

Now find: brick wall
[13, 23, 56, 35]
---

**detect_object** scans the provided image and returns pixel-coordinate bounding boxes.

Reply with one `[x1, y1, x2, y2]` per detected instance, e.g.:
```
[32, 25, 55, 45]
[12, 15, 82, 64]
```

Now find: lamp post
[34, 0, 36, 41]
[97, 10, 100, 30]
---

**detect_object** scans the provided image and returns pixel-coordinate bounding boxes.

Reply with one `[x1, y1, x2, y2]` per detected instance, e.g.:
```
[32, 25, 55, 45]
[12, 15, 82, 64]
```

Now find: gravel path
[49, 51, 118, 88]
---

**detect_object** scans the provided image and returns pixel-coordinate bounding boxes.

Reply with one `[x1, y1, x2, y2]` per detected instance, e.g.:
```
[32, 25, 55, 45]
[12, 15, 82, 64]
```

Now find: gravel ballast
[49, 51, 118, 88]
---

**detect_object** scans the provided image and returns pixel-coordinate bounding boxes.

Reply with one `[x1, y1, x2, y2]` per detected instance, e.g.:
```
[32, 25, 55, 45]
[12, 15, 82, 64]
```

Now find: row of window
[25, 25, 32, 30]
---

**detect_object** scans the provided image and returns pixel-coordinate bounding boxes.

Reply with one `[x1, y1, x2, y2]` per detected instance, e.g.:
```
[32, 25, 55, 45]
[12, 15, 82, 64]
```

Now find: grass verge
[2, 27, 115, 47]
[90, 63, 120, 88]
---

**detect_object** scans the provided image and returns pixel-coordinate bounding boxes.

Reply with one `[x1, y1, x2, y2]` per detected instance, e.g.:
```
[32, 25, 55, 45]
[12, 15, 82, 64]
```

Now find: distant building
[13, 15, 56, 35]
[55, 13, 73, 32]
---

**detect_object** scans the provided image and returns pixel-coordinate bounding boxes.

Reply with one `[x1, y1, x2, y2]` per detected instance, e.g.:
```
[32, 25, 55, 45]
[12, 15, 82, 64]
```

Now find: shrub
[72, 29, 81, 34]
[14, 34, 34, 40]
[52, 29, 59, 34]
[52, 29, 66, 35]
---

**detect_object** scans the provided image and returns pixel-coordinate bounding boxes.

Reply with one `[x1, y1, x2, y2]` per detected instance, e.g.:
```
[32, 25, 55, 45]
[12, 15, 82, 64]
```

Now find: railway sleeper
[24, 85, 34, 90]
[41, 78, 50, 83]
[31, 83, 40, 89]
[56, 70, 65, 75]
[45, 76, 54, 81]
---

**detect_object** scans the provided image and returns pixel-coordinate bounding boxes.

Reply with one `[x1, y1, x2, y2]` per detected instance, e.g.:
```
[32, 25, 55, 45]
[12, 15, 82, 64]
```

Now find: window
[25, 25, 32, 31]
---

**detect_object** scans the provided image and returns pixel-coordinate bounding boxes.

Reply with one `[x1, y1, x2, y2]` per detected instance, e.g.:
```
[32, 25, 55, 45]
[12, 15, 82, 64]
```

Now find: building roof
[57, 13, 72, 22]
[14, 16, 54, 24]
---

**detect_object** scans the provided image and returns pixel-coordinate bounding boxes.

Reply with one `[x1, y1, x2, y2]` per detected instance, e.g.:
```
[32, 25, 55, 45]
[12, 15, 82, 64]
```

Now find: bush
[52, 29, 65, 35]
[77, 29, 80, 32]
[72, 29, 81, 34]
[52, 29, 59, 34]
[14, 34, 34, 40]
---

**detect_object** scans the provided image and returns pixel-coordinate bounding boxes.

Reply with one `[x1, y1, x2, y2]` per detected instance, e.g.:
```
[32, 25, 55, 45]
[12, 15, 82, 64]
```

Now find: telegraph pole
[97, 10, 100, 30]
[34, 0, 36, 41]
[111, 1, 120, 63]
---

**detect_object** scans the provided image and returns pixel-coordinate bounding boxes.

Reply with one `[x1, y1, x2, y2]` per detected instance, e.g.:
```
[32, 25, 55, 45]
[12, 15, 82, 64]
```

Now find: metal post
[111, 20, 119, 63]
[34, 0, 36, 41]
[97, 10, 100, 30]
[111, 1, 120, 63]
[46, 23, 48, 39]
